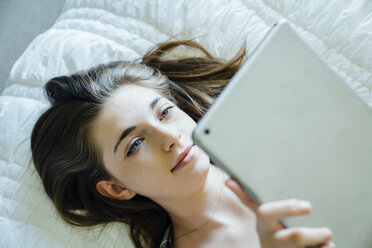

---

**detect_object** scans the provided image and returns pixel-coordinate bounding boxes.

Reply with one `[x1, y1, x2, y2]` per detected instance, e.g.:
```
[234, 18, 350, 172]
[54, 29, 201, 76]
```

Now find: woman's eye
[160, 106, 174, 120]
[127, 139, 143, 157]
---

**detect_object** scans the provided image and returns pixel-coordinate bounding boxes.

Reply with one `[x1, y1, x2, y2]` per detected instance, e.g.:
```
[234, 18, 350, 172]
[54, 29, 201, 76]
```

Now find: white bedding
[1, 0, 371, 247]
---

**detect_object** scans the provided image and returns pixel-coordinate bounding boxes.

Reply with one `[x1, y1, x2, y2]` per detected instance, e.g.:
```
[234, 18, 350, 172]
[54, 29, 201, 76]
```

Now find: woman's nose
[154, 126, 181, 151]
[164, 132, 181, 152]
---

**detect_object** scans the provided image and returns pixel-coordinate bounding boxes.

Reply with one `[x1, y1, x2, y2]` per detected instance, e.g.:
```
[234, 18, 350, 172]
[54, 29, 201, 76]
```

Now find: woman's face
[91, 84, 211, 201]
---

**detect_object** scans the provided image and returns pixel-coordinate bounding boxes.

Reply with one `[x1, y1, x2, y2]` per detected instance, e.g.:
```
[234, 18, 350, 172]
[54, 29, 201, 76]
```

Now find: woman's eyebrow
[149, 97, 161, 110]
[113, 97, 161, 153]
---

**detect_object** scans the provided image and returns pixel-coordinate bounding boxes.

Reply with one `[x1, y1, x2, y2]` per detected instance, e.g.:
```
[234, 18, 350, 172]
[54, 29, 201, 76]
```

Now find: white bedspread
[1, 0, 371, 247]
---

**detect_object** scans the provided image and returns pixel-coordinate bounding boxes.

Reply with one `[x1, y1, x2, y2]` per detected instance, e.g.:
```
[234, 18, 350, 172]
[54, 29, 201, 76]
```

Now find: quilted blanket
[1, 0, 371, 247]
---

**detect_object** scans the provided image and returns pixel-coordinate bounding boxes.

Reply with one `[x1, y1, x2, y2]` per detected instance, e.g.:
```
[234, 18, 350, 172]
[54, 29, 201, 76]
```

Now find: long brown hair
[30, 40, 246, 248]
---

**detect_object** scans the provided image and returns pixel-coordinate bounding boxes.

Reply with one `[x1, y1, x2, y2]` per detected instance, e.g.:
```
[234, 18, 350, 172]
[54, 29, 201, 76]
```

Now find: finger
[258, 199, 312, 221]
[318, 241, 336, 248]
[225, 178, 259, 210]
[274, 227, 332, 246]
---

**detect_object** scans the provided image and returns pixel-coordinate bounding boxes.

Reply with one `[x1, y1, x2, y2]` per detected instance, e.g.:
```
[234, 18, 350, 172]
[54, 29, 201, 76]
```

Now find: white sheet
[1, 0, 371, 247]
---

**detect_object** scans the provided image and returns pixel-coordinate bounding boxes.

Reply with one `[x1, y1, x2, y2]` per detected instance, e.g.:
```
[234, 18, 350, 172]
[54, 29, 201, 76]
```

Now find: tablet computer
[192, 20, 372, 248]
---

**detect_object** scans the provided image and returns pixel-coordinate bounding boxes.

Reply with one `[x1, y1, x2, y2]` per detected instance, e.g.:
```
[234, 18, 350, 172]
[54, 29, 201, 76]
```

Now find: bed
[1, 0, 371, 247]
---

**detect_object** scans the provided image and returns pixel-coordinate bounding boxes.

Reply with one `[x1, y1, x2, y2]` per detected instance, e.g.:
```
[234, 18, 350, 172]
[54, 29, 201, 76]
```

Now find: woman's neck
[171, 165, 225, 236]
[155, 164, 255, 240]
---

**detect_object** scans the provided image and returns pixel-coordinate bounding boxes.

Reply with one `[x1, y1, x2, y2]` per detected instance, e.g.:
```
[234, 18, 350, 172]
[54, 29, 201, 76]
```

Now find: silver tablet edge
[191, 20, 283, 205]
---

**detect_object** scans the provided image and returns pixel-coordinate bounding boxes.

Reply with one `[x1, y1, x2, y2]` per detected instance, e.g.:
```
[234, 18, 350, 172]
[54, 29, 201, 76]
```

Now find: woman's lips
[171, 145, 195, 172]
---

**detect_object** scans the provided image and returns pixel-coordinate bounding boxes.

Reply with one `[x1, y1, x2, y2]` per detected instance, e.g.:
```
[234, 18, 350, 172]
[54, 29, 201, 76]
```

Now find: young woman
[31, 40, 335, 248]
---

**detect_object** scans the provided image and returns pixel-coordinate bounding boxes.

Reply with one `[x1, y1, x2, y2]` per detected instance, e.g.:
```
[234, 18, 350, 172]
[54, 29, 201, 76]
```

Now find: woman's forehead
[97, 85, 165, 127]
[107, 85, 163, 107]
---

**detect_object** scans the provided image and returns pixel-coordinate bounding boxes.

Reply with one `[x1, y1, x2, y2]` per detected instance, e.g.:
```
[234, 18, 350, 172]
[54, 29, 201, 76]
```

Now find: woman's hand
[226, 178, 335, 248]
